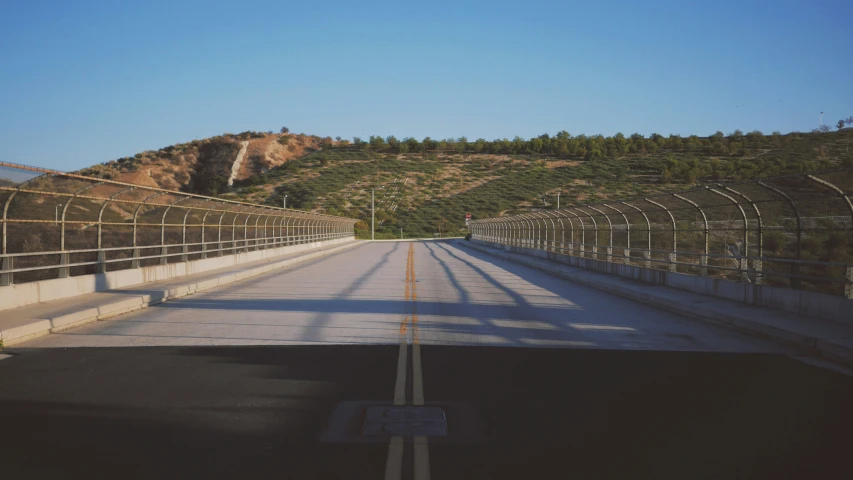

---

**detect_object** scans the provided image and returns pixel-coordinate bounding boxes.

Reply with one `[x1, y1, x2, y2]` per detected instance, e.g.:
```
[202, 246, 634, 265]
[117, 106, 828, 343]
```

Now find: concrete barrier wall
[472, 239, 853, 326]
[0, 237, 355, 311]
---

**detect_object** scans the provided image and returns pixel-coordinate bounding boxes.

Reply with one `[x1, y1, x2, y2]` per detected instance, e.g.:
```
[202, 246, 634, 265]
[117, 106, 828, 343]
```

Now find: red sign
[465, 213, 472, 219]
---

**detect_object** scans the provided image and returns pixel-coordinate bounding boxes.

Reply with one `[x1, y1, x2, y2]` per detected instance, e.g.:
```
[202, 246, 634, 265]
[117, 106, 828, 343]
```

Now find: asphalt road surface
[1, 240, 851, 479]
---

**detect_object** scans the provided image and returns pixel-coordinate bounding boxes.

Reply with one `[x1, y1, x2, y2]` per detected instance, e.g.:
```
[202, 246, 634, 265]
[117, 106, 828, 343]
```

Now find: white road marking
[384, 436, 404, 480]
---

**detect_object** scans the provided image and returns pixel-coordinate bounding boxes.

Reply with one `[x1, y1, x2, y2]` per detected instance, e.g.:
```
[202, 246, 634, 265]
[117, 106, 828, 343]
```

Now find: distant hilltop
[76, 128, 853, 238]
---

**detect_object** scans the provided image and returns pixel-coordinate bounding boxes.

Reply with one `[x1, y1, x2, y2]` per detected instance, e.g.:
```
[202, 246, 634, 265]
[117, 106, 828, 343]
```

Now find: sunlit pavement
[1, 240, 851, 478]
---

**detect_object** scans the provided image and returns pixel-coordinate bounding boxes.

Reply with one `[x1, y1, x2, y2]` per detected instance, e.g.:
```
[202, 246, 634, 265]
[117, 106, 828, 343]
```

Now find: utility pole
[557, 191, 561, 209]
[371, 189, 375, 241]
[283, 195, 287, 209]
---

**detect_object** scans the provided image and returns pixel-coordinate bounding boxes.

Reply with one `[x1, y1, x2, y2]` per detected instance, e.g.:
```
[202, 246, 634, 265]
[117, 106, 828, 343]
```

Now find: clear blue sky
[2, 0, 851, 171]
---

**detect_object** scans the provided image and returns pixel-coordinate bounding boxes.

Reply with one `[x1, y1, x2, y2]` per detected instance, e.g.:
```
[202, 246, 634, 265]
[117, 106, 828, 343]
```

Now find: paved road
[1, 240, 851, 478]
[14, 240, 793, 350]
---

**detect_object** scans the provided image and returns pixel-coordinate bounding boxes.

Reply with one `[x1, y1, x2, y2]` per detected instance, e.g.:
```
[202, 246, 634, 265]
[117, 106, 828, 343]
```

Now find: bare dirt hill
[78, 132, 324, 195]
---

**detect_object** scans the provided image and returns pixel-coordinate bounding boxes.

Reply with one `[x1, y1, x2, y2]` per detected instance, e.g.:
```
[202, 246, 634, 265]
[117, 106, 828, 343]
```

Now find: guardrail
[470, 169, 853, 299]
[0, 161, 358, 286]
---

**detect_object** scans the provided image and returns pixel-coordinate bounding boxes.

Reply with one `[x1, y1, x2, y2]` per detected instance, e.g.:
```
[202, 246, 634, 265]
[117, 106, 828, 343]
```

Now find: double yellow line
[386, 242, 429, 480]
[399, 241, 420, 345]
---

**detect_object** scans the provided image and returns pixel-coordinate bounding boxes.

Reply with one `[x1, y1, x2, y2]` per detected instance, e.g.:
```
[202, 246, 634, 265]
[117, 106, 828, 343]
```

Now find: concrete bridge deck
[1, 240, 851, 479]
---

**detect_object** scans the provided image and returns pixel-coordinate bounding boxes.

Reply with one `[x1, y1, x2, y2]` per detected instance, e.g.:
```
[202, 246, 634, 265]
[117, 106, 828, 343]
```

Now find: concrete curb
[457, 240, 853, 366]
[0, 241, 364, 346]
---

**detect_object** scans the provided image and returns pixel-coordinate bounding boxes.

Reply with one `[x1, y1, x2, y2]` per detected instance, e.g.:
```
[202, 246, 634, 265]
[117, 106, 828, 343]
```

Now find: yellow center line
[394, 243, 412, 403]
[387, 242, 413, 480]
[409, 243, 430, 480]
[385, 242, 430, 480]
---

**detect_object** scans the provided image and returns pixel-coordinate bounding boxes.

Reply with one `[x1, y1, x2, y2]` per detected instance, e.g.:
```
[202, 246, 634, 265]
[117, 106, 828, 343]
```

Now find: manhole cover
[363, 406, 447, 437]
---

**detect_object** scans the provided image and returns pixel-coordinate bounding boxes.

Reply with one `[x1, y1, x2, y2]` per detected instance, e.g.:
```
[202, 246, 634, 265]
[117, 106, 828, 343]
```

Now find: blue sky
[1, 0, 851, 170]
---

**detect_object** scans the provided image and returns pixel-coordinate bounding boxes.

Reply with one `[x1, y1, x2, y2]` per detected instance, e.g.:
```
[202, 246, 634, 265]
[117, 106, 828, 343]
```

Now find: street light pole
[371, 189, 375, 241]
[283, 195, 287, 209]
[557, 192, 560, 209]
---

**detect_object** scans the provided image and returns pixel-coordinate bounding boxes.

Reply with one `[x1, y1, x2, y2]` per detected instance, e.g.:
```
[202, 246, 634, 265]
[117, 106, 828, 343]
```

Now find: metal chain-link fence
[471, 169, 853, 298]
[0, 161, 357, 285]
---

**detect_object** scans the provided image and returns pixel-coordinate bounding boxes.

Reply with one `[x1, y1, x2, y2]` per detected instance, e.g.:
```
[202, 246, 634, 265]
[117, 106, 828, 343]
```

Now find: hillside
[78, 131, 327, 194]
[79, 128, 853, 238]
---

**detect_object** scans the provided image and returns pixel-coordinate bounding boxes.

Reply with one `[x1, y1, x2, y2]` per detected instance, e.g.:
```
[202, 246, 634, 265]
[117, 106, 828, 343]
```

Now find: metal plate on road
[363, 406, 448, 437]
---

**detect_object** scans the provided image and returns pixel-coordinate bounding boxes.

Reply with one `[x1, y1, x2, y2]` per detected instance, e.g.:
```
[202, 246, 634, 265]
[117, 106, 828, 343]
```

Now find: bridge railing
[0, 161, 358, 286]
[470, 169, 853, 299]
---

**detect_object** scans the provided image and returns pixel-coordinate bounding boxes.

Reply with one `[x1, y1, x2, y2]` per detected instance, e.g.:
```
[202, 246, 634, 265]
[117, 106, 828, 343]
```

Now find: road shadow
[0, 345, 851, 479]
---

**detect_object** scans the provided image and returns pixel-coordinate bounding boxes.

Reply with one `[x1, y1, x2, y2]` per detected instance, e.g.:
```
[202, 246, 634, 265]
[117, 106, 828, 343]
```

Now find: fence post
[263, 216, 271, 249]
[58, 251, 69, 278]
[572, 208, 597, 260]
[720, 185, 764, 285]
[757, 181, 801, 289]
[709, 187, 751, 283]
[96, 249, 106, 274]
[132, 248, 140, 268]
[588, 206, 614, 263]
[243, 214, 252, 252]
[552, 210, 574, 257]
[673, 194, 708, 276]
[640, 198, 675, 272]
[231, 212, 240, 254]
[160, 197, 188, 266]
[603, 204, 631, 266]
[564, 210, 584, 258]
[201, 209, 211, 259]
[846, 266, 853, 300]
[1, 256, 12, 286]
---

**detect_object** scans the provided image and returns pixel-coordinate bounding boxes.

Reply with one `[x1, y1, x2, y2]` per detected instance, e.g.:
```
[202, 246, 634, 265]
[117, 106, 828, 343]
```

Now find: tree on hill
[685, 135, 702, 151]
[457, 137, 469, 153]
[422, 137, 437, 151]
[473, 138, 487, 153]
[369, 135, 386, 150]
[405, 137, 420, 153]
[386, 136, 400, 152]
[280, 126, 290, 134]
[838, 120, 846, 130]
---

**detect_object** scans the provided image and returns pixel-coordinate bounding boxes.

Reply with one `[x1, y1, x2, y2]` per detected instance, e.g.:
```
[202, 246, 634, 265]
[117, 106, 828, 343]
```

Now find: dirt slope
[78, 132, 324, 194]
